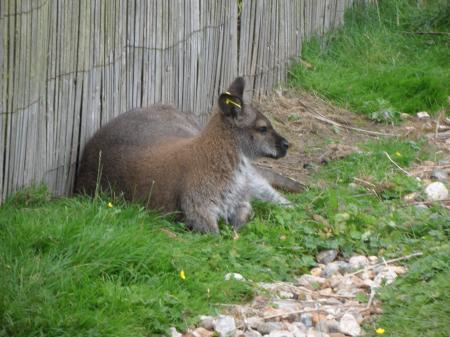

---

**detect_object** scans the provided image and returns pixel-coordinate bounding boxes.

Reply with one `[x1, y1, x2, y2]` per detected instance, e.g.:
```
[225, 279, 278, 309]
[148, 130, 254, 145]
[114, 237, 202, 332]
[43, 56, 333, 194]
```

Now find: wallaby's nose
[280, 139, 289, 150]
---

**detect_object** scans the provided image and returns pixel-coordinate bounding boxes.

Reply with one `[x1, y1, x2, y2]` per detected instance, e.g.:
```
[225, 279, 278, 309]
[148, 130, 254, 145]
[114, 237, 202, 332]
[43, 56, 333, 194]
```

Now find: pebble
[213, 315, 237, 337]
[255, 322, 284, 335]
[316, 250, 338, 264]
[425, 182, 449, 201]
[279, 291, 295, 299]
[318, 287, 333, 296]
[347, 310, 364, 324]
[431, 169, 448, 181]
[193, 327, 214, 337]
[199, 316, 215, 330]
[246, 317, 264, 329]
[338, 313, 361, 336]
[286, 322, 307, 337]
[322, 261, 351, 278]
[310, 267, 323, 277]
[306, 328, 330, 337]
[225, 273, 246, 281]
[296, 275, 327, 289]
[318, 319, 340, 333]
[243, 331, 262, 337]
[348, 255, 369, 269]
[388, 265, 407, 274]
[268, 330, 294, 337]
[170, 327, 183, 337]
[417, 111, 430, 119]
[373, 269, 398, 287]
[300, 313, 314, 328]
[329, 274, 344, 288]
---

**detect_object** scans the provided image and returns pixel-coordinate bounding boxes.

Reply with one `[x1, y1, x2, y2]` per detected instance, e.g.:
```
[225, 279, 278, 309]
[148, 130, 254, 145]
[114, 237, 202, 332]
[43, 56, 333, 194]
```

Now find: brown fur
[75, 77, 291, 233]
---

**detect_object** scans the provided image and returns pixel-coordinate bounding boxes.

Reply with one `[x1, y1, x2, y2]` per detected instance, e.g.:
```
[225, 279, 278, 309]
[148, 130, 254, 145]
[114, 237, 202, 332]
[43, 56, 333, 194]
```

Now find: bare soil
[254, 90, 450, 188]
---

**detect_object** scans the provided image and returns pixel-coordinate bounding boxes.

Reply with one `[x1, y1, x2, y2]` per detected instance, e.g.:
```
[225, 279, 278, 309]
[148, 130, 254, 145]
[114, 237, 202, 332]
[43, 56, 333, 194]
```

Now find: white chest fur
[214, 156, 252, 221]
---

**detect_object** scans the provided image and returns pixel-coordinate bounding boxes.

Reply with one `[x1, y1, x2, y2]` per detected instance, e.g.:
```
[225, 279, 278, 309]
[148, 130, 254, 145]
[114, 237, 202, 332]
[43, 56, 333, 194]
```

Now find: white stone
[316, 250, 338, 264]
[348, 255, 369, 269]
[279, 290, 295, 299]
[170, 327, 182, 337]
[192, 327, 214, 337]
[225, 272, 246, 281]
[368, 256, 378, 263]
[346, 310, 364, 324]
[425, 182, 448, 201]
[199, 315, 215, 330]
[286, 322, 307, 337]
[373, 269, 398, 287]
[255, 322, 284, 335]
[431, 169, 448, 181]
[213, 315, 237, 337]
[244, 330, 263, 337]
[417, 111, 430, 119]
[322, 262, 351, 277]
[246, 316, 265, 329]
[268, 330, 294, 337]
[306, 328, 330, 337]
[339, 313, 361, 336]
[297, 275, 327, 289]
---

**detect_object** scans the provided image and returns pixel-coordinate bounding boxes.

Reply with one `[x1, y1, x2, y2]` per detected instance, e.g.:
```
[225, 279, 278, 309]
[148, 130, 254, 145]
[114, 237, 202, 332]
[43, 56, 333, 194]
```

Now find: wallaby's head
[218, 77, 289, 160]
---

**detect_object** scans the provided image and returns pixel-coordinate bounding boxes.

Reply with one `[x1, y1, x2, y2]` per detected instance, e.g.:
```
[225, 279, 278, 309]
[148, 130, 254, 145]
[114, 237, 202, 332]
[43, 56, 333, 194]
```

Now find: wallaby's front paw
[278, 196, 293, 208]
[229, 201, 252, 230]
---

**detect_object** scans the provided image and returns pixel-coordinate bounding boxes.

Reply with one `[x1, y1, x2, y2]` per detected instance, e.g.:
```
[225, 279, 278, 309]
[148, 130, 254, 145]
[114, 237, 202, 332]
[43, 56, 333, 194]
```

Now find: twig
[349, 252, 423, 276]
[353, 177, 376, 188]
[263, 308, 325, 320]
[367, 288, 376, 309]
[309, 112, 396, 137]
[383, 151, 415, 178]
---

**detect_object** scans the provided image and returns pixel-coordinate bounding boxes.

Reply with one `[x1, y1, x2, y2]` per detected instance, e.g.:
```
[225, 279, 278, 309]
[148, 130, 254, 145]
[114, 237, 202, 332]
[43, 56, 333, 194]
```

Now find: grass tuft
[289, 0, 450, 118]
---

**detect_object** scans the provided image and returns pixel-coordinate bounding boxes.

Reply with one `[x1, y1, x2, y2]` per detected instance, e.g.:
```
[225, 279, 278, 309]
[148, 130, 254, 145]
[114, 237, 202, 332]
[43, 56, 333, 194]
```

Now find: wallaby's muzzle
[274, 134, 289, 158]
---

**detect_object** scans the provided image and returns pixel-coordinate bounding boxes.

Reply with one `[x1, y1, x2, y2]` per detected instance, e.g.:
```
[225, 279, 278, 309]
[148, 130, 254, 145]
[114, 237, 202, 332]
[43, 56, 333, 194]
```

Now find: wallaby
[75, 77, 293, 233]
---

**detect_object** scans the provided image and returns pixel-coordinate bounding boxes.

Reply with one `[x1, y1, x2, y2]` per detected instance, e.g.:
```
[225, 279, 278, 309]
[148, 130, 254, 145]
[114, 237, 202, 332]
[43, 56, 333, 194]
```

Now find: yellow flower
[107, 202, 113, 208]
[395, 151, 402, 157]
[376, 328, 385, 334]
[179, 270, 186, 280]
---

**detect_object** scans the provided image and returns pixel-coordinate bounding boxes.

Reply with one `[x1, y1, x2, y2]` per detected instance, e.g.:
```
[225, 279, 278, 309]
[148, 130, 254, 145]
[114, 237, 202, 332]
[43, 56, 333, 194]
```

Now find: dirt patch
[254, 90, 395, 186]
[254, 90, 450, 187]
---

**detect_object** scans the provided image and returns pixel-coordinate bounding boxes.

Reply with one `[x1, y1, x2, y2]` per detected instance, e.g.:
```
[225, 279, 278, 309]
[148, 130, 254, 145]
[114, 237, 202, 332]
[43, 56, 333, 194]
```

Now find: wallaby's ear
[218, 77, 254, 127]
[218, 92, 243, 119]
[226, 77, 245, 99]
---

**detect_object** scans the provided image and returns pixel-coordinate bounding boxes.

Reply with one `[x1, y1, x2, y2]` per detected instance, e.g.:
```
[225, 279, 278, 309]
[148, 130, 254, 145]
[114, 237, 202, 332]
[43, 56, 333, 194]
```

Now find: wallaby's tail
[255, 166, 306, 193]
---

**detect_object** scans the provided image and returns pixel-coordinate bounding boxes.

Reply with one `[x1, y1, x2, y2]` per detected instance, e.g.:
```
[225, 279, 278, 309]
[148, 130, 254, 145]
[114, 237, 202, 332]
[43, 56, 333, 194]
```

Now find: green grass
[289, 0, 450, 119]
[367, 245, 450, 337]
[1, 139, 449, 337]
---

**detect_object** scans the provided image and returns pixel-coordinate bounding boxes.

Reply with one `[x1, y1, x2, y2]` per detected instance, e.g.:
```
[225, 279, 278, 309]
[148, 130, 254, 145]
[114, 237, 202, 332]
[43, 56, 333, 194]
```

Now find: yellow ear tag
[224, 91, 242, 109]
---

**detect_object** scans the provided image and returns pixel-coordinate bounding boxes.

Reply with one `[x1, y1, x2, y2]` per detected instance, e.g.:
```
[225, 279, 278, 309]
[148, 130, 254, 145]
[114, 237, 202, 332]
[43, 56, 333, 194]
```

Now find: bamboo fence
[0, 0, 357, 202]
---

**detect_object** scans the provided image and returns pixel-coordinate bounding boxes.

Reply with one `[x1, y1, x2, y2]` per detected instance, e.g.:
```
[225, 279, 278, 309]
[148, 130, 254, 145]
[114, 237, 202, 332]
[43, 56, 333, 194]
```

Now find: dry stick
[366, 288, 376, 309]
[298, 94, 397, 137]
[349, 252, 423, 276]
[309, 112, 396, 137]
[383, 151, 415, 177]
[263, 308, 326, 321]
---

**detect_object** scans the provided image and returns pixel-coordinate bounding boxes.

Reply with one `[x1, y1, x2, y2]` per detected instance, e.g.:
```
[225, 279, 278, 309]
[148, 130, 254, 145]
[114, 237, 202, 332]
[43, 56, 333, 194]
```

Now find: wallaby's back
[75, 104, 200, 197]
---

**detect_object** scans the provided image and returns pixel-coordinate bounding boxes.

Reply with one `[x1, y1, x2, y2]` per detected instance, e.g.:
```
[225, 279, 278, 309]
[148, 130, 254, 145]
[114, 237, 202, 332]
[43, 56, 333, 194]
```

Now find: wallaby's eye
[258, 126, 268, 134]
